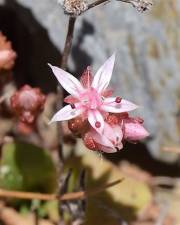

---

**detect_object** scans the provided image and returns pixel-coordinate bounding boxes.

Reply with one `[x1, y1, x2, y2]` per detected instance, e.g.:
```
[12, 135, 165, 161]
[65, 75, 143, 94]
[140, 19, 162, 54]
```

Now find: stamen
[70, 104, 76, 109]
[95, 121, 101, 128]
[115, 97, 122, 103]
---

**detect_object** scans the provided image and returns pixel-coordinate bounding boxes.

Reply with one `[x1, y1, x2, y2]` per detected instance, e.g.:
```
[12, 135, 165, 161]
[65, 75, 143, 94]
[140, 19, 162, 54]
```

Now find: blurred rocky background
[0, 0, 180, 162]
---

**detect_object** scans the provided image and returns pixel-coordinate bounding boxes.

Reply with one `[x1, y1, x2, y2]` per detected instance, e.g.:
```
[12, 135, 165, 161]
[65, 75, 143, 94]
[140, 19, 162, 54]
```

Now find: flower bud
[68, 116, 89, 136]
[122, 117, 149, 142]
[10, 85, 46, 126]
[105, 114, 119, 125]
[0, 32, 17, 71]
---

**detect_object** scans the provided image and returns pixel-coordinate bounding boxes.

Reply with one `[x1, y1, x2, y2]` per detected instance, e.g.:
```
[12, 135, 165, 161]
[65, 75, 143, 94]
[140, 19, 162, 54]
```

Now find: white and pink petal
[48, 64, 84, 98]
[101, 98, 138, 113]
[49, 104, 83, 123]
[92, 54, 115, 93]
[90, 129, 117, 153]
[88, 109, 104, 134]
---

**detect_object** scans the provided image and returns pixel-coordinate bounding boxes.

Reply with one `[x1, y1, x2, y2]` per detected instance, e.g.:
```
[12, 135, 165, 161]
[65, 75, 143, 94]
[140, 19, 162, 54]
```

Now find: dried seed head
[58, 0, 88, 16]
[130, 0, 153, 12]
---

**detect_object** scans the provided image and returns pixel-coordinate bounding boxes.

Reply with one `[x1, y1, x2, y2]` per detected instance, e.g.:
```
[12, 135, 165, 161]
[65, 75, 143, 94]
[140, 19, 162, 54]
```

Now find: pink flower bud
[68, 116, 89, 136]
[10, 85, 46, 126]
[105, 114, 119, 125]
[122, 117, 149, 142]
[0, 32, 17, 71]
[83, 132, 97, 151]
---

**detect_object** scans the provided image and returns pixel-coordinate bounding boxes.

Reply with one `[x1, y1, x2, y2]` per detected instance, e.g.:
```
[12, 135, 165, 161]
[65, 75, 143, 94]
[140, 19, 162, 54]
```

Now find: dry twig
[0, 179, 123, 201]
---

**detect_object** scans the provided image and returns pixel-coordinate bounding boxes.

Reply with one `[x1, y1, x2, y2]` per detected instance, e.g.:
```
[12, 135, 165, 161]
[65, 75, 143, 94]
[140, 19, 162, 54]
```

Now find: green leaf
[65, 141, 152, 223]
[0, 142, 57, 193]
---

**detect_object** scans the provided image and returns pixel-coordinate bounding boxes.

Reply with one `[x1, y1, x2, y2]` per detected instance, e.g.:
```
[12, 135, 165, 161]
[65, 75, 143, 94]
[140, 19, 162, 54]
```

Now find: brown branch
[151, 176, 180, 187]
[87, 0, 110, 10]
[56, 16, 77, 162]
[0, 179, 123, 201]
[87, 0, 134, 11]
[162, 146, 180, 154]
[60, 16, 77, 70]
[87, 0, 152, 12]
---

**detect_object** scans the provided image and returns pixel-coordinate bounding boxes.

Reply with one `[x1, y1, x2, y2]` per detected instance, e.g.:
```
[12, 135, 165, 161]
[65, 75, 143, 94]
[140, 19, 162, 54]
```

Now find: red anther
[115, 96, 122, 103]
[95, 121, 101, 128]
[70, 103, 76, 109]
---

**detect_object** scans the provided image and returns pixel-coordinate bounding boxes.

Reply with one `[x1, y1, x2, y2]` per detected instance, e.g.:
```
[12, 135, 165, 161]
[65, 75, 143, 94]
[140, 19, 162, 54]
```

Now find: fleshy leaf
[0, 142, 57, 193]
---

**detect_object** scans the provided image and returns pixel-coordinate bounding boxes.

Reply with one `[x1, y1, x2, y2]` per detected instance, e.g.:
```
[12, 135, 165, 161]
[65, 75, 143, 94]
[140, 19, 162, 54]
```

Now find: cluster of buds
[49, 54, 149, 153]
[70, 113, 148, 153]
[58, 0, 88, 16]
[10, 85, 46, 134]
[0, 32, 17, 72]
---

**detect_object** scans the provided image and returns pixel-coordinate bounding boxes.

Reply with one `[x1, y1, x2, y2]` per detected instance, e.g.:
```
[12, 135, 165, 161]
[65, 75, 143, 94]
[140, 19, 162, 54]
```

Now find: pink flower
[48, 54, 138, 134]
[83, 121, 123, 153]
[82, 113, 149, 153]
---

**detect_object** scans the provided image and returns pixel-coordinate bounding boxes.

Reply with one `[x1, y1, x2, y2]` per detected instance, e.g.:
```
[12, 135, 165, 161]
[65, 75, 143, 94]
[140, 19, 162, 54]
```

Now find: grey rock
[0, 0, 180, 161]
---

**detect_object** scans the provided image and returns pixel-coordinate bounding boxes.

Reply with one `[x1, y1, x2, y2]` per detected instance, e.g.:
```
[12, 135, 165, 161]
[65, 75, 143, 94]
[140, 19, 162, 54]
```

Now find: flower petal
[90, 129, 117, 153]
[92, 54, 115, 93]
[102, 98, 138, 113]
[80, 66, 93, 88]
[49, 104, 83, 123]
[48, 64, 84, 98]
[64, 95, 79, 104]
[103, 123, 123, 151]
[99, 146, 117, 153]
[103, 123, 117, 144]
[88, 110, 104, 134]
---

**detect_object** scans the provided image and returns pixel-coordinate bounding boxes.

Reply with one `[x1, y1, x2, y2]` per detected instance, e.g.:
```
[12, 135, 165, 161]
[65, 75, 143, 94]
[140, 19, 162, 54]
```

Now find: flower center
[80, 88, 102, 110]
